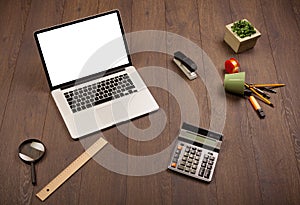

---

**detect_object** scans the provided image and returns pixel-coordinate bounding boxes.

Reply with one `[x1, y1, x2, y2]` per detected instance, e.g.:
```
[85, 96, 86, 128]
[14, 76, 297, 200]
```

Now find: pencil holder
[224, 72, 246, 95]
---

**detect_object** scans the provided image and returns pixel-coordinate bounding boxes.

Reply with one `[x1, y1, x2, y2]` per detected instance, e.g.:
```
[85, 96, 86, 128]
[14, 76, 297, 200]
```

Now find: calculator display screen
[183, 132, 218, 148]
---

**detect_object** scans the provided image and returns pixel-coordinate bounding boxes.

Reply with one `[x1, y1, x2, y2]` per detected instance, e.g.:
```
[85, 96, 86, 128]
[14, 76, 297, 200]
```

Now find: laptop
[34, 10, 159, 139]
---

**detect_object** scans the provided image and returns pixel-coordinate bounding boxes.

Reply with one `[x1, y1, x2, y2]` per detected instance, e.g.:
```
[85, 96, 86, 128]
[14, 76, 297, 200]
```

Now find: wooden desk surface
[1, 0, 300, 204]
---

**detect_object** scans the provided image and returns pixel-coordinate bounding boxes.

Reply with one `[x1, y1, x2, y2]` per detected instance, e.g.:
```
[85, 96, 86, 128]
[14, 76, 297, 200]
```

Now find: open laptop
[34, 10, 159, 139]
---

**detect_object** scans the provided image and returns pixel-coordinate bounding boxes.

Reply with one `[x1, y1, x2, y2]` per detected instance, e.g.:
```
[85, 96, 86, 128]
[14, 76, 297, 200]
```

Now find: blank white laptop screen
[36, 12, 129, 87]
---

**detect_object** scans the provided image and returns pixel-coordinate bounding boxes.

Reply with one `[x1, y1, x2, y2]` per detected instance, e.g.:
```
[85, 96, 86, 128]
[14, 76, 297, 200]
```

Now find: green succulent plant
[231, 20, 256, 38]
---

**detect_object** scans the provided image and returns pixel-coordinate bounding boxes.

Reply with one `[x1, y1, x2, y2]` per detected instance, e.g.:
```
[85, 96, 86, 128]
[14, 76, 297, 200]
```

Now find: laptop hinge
[60, 67, 126, 90]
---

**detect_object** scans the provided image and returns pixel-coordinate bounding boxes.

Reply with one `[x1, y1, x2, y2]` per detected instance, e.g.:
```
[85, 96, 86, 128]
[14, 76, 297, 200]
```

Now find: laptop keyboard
[63, 73, 137, 113]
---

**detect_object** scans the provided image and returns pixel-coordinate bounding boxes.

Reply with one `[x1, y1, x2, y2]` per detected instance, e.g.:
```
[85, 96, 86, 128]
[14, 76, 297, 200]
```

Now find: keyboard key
[94, 96, 113, 106]
[199, 167, 205, 177]
[204, 169, 211, 179]
[126, 85, 135, 90]
[180, 161, 186, 166]
[193, 160, 199, 165]
[177, 165, 184, 170]
[177, 145, 182, 150]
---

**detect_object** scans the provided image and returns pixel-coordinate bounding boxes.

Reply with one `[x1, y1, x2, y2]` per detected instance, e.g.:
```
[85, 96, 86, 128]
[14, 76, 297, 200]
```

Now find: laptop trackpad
[95, 101, 129, 129]
[95, 90, 158, 129]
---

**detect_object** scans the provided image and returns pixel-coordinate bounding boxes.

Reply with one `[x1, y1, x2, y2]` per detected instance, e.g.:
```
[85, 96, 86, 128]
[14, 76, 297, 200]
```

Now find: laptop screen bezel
[34, 10, 132, 91]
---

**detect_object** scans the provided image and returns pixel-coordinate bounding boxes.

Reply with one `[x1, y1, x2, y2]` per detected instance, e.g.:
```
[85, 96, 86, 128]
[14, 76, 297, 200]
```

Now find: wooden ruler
[36, 137, 108, 201]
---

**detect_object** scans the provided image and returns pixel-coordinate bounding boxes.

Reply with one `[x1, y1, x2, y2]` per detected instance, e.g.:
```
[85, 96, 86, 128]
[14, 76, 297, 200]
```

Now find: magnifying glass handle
[31, 162, 37, 185]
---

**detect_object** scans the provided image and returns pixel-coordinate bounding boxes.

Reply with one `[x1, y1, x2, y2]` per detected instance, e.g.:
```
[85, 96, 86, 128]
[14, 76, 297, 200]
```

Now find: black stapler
[173, 51, 198, 80]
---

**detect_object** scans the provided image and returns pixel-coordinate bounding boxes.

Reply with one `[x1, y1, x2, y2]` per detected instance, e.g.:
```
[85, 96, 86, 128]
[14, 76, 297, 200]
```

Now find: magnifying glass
[18, 139, 46, 185]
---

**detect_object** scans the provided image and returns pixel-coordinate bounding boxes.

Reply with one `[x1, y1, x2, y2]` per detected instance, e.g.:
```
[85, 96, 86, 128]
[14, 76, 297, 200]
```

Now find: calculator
[168, 122, 223, 182]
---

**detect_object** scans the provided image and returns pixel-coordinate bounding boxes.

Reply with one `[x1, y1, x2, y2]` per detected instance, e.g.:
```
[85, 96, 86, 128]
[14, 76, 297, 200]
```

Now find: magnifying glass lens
[18, 139, 46, 185]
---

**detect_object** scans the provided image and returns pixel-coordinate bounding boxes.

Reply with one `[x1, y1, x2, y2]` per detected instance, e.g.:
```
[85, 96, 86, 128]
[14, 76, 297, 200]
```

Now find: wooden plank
[197, 0, 263, 204]
[0, 1, 65, 205]
[126, 1, 172, 205]
[164, 0, 218, 204]
[0, 0, 31, 133]
[291, 0, 300, 29]
[230, 0, 300, 204]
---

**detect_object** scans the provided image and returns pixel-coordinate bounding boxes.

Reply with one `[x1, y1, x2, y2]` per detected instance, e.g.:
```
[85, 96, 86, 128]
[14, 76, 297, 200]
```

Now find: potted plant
[224, 19, 261, 53]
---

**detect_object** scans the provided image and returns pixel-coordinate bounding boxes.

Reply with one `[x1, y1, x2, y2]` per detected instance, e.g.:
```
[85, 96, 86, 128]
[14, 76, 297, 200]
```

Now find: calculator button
[187, 145, 191, 149]
[195, 156, 200, 161]
[177, 145, 183, 150]
[182, 157, 187, 161]
[193, 160, 199, 165]
[189, 154, 194, 159]
[171, 163, 177, 168]
[199, 167, 205, 177]
[191, 169, 196, 174]
[202, 158, 208, 163]
[209, 156, 215, 161]
[191, 150, 196, 154]
[208, 160, 214, 165]
[204, 154, 209, 159]
[192, 164, 197, 170]
[185, 167, 190, 172]
[180, 161, 186, 166]
[186, 163, 192, 168]
[184, 152, 189, 157]
[207, 164, 212, 170]
[196, 151, 201, 156]
[177, 165, 184, 170]
[204, 169, 211, 179]
[172, 158, 178, 163]
[201, 162, 206, 167]
[174, 154, 179, 158]
[187, 158, 193, 163]
[175, 150, 180, 154]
